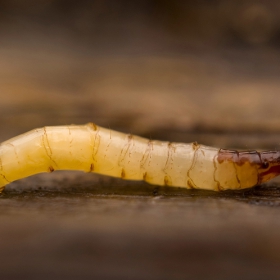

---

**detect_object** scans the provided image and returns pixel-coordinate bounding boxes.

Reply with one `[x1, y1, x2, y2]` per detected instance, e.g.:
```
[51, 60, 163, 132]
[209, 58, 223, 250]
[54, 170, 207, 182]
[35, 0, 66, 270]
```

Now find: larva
[0, 123, 279, 192]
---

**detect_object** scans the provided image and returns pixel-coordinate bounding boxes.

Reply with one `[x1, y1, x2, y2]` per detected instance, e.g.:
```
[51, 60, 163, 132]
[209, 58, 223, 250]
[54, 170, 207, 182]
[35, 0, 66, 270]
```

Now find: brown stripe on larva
[142, 172, 147, 181]
[217, 149, 261, 166]
[163, 142, 174, 173]
[118, 134, 133, 165]
[42, 127, 58, 167]
[164, 175, 172, 186]
[186, 144, 199, 190]
[187, 179, 195, 189]
[140, 140, 153, 168]
[92, 129, 101, 158]
[0, 152, 10, 184]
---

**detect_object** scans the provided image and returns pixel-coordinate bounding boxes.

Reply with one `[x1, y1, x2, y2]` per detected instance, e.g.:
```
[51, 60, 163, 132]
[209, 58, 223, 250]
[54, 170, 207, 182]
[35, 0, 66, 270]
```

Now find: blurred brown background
[1, 1, 280, 280]
[1, 0, 280, 147]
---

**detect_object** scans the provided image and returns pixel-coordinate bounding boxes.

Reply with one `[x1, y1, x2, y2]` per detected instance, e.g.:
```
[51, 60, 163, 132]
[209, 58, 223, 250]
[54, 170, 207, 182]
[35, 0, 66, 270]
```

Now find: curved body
[0, 123, 279, 192]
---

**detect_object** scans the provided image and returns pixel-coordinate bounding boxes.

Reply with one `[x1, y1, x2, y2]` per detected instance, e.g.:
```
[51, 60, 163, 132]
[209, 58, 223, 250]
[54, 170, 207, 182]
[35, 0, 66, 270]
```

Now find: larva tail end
[0, 186, 5, 194]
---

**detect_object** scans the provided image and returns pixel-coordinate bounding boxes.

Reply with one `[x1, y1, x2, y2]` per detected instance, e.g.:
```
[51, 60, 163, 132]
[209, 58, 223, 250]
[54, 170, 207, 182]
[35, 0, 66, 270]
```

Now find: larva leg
[0, 123, 279, 192]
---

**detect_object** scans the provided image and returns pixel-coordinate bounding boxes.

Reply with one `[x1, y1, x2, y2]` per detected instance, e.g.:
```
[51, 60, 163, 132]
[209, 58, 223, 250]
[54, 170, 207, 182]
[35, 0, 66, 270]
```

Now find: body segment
[0, 123, 279, 192]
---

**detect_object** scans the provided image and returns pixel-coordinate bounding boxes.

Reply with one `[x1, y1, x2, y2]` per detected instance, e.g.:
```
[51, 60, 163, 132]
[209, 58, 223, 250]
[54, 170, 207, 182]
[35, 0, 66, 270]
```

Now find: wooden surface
[1, 36, 280, 279]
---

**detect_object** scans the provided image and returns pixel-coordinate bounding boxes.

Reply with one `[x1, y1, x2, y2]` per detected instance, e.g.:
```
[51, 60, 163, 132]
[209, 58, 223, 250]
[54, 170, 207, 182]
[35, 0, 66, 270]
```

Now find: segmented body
[0, 123, 279, 192]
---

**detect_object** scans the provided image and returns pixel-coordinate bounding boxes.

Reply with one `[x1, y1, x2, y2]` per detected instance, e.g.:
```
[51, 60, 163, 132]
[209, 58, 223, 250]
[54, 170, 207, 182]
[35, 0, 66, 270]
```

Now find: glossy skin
[0, 123, 279, 192]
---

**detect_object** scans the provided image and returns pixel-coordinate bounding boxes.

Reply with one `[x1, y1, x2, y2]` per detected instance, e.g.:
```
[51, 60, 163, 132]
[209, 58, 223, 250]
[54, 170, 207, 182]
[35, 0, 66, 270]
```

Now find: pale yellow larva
[0, 123, 279, 192]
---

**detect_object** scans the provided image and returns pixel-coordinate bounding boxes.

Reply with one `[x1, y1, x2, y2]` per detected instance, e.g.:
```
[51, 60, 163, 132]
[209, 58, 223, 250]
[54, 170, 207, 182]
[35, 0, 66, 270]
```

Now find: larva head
[258, 151, 280, 183]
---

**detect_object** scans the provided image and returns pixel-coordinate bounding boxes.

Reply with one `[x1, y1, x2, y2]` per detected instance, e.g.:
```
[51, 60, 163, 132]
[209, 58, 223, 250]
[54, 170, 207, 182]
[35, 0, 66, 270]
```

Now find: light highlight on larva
[0, 123, 279, 192]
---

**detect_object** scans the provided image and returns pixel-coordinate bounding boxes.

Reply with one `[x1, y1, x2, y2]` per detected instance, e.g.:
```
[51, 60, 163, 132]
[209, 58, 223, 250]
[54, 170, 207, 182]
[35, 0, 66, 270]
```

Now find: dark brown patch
[238, 151, 261, 166]
[48, 166, 54, 173]
[191, 142, 199, 150]
[217, 149, 239, 164]
[142, 172, 147, 181]
[89, 163, 94, 172]
[87, 122, 97, 131]
[121, 168, 126, 179]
